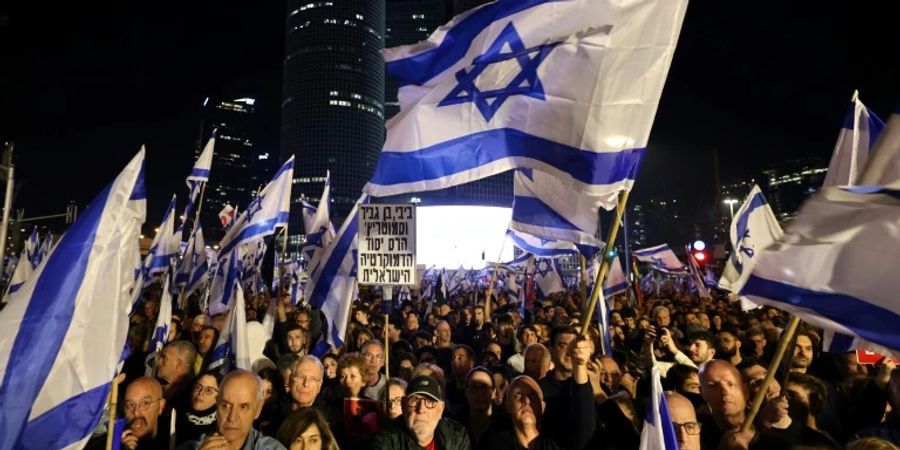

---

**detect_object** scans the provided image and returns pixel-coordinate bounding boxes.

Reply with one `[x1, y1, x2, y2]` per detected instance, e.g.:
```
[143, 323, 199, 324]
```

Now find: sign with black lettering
[358, 204, 416, 286]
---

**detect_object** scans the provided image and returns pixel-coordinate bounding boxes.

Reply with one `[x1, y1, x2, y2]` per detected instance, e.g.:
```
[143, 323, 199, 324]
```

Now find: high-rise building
[280, 1, 386, 253]
[761, 157, 827, 221]
[197, 97, 261, 242]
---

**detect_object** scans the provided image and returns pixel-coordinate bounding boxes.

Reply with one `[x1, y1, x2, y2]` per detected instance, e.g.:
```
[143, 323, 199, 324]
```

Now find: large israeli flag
[209, 281, 251, 373]
[633, 244, 687, 274]
[511, 169, 607, 249]
[718, 185, 782, 295]
[364, 0, 688, 197]
[302, 171, 336, 274]
[0, 150, 145, 450]
[306, 195, 367, 353]
[742, 108, 900, 357]
[143, 194, 180, 284]
[822, 91, 885, 187]
[145, 271, 173, 375]
[218, 156, 294, 257]
[639, 366, 679, 450]
[506, 229, 579, 258]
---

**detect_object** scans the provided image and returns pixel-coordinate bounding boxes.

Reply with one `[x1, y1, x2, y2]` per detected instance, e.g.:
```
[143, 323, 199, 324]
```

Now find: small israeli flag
[822, 91, 884, 188]
[633, 244, 688, 275]
[176, 223, 209, 301]
[5, 228, 41, 296]
[506, 229, 579, 258]
[143, 194, 180, 284]
[365, 0, 688, 197]
[718, 185, 782, 297]
[639, 366, 679, 449]
[209, 281, 251, 373]
[533, 257, 565, 297]
[145, 270, 174, 375]
[302, 171, 336, 275]
[603, 256, 628, 297]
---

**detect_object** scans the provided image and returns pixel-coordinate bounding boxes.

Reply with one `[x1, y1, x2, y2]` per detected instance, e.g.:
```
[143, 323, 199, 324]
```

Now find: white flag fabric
[741, 146, 900, 357]
[145, 271, 173, 376]
[510, 168, 607, 249]
[0, 149, 145, 449]
[639, 366, 679, 450]
[176, 223, 208, 300]
[218, 156, 294, 257]
[302, 171, 336, 275]
[860, 105, 900, 186]
[533, 257, 565, 297]
[822, 91, 885, 187]
[5, 228, 41, 296]
[209, 281, 252, 372]
[633, 244, 687, 275]
[187, 132, 215, 186]
[208, 249, 242, 316]
[307, 195, 367, 354]
[143, 194, 180, 284]
[603, 256, 628, 297]
[506, 229, 579, 258]
[364, 0, 688, 197]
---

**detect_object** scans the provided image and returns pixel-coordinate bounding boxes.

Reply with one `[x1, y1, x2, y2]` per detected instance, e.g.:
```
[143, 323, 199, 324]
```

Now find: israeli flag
[718, 185, 782, 297]
[145, 271, 173, 376]
[603, 256, 628, 297]
[208, 248, 242, 315]
[507, 229, 579, 258]
[822, 91, 885, 188]
[300, 199, 318, 235]
[686, 250, 711, 299]
[183, 132, 216, 223]
[365, 0, 687, 198]
[533, 257, 565, 297]
[218, 156, 294, 257]
[35, 233, 54, 268]
[302, 171, 336, 275]
[176, 223, 208, 302]
[209, 281, 251, 373]
[639, 366, 679, 450]
[511, 169, 607, 249]
[143, 194, 180, 284]
[306, 195, 367, 353]
[633, 244, 688, 274]
[5, 228, 41, 296]
[0, 149, 145, 450]
[447, 266, 467, 296]
[261, 293, 278, 341]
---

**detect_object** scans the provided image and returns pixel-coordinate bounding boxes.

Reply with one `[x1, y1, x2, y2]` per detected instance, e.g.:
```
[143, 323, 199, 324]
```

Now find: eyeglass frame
[672, 421, 702, 436]
[403, 395, 438, 410]
[192, 383, 219, 397]
[123, 398, 162, 414]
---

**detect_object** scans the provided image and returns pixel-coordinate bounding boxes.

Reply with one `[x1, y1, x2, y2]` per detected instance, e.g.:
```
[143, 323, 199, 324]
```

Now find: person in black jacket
[371, 375, 471, 450]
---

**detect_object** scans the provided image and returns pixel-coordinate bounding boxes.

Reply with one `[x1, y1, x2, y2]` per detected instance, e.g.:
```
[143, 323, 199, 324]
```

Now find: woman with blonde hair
[276, 408, 340, 450]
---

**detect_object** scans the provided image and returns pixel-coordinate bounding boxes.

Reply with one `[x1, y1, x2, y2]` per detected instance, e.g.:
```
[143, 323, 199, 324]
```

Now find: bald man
[666, 392, 701, 450]
[523, 343, 553, 381]
[88, 377, 169, 450]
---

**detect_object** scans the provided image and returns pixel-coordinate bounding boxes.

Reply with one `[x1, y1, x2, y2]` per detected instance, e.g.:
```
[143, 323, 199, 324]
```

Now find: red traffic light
[694, 251, 706, 262]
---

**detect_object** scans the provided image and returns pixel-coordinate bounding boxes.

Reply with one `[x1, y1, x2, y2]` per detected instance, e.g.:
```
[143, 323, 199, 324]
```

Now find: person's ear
[158, 398, 167, 414]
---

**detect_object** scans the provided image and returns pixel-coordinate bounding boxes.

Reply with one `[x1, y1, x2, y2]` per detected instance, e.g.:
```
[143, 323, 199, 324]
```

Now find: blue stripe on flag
[632, 244, 667, 256]
[386, 0, 565, 87]
[512, 195, 582, 231]
[507, 232, 577, 258]
[19, 382, 111, 449]
[743, 274, 900, 351]
[658, 392, 679, 449]
[368, 128, 645, 187]
[188, 168, 210, 179]
[0, 183, 110, 447]
[604, 281, 627, 297]
[129, 163, 146, 200]
[218, 212, 290, 256]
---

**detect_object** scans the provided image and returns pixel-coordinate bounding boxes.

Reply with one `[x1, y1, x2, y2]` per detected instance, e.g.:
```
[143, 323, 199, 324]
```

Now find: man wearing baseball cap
[372, 375, 471, 450]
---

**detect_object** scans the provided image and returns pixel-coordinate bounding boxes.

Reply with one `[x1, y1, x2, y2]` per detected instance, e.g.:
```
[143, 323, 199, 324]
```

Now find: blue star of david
[245, 194, 266, 222]
[538, 236, 554, 246]
[438, 22, 559, 122]
[535, 259, 552, 277]
[650, 257, 665, 268]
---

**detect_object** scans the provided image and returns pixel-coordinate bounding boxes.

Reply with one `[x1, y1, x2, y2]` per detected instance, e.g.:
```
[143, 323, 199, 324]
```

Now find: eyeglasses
[404, 396, 438, 410]
[672, 421, 701, 435]
[293, 375, 323, 387]
[389, 397, 404, 407]
[193, 384, 219, 396]
[363, 352, 384, 361]
[124, 398, 162, 413]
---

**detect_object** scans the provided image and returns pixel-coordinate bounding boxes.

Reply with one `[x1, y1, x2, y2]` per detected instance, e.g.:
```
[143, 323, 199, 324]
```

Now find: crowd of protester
[91, 280, 900, 450]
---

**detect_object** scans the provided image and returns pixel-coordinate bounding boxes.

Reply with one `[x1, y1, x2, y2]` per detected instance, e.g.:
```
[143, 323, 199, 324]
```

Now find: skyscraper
[280, 1, 386, 252]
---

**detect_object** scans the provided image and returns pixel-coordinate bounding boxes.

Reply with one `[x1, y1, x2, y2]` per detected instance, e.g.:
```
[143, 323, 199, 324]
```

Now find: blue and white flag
[35, 233, 53, 268]
[822, 91, 885, 188]
[218, 156, 294, 257]
[364, 0, 688, 197]
[604, 256, 628, 297]
[143, 194, 180, 285]
[507, 229, 579, 258]
[639, 366, 679, 450]
[302, 171, 336, 274]
[634, 244, 688, 275]
[533, 257, 565, 297]
[182, 132, 216, 224]
[307, 195, 367, 354]
[300, 199, 318, 235]
[145, 271, 173, 376]
[208, 248, 242, 316]
[511, 169, 607, 249]
[209, 281, 251, 373]
[447, 266, 467, 297]
[176, 223, 208, 304]
[686, 250, 711, 300]
[860, 104, 900, 186]
[5, 228, 41, 296]
[0, 149, 145, 450]
[718, 185, 783, 305]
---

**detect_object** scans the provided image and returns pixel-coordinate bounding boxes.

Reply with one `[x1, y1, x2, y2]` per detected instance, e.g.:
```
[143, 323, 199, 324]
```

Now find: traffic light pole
[0, 143, 14, 265]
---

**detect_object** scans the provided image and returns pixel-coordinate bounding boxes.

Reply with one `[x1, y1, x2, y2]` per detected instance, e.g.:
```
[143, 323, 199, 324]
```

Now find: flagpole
[740, 316, 801, 433]
[279, 226, 290, 299]
[191, 181, 207, 233]
[104, 374, 121, 450]
[484, 235, 508, 320]
[579, 190, 630, 337]
[579, 255, 588, 310]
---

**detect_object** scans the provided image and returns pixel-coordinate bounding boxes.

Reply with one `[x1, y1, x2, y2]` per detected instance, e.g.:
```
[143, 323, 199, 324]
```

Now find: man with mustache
[371, 375, 470, 450]
[122, 377, 168, 450]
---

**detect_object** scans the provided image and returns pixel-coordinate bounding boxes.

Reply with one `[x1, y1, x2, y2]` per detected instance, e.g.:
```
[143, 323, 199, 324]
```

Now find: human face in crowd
[387, 383, 406, 419]
[387, 323, 402, 342]
[191, 318, 206, 335]
[638, 318, 651, 330]
[520, 327, 539, 347]
[217, 374, 263, 447]
[466, 371, 495, 413]
[792, 335, 814, 371]
[356, 331, 373, 351]
[435, 321, 452, 346]
[291, 359, 324, 407]
[654, 307, 671, 327]
[492, 373, 509, 407]
[506, 381, 544, 429]
[712, 315, 723, 330]
[698, 314, 711, 331]
[740, 363, 781, 400]
[322, 357, 338, 380]
[681, 372, 701, 395]
[362, 343, 385, 379]
[197, 328, 216, 355]
[700, 361, 748, 421]
[610, 312, 624, 327]
[486, 342, 502, 360]
[124, 379, 165, 440]
[339, 365, 366, 398]
[191, 374, 219, 411]
[689, 339, 715, 365]
[667, 393, 702, 450]
[403, 394, 445, 446]
[155, 346, 185, 385]
[749, 333, 766, 357]
[406, 313, 419, 331]
[474, 307, 485, 326]
[262, 379, 274, 405]
[785, 381, 814, 422]
[399, 358, 415, 381]
[451, 347, 474, 377]
[551, 332, 577, 373]
[286, 329, 306, 354]
[296, 311, 311, 331]
[439, 304, 451, 317]
[598, 356, 623, 392]
[290, 422, 323, 450]
[717, 331, 740, 357]
[144, 300, 159, 319]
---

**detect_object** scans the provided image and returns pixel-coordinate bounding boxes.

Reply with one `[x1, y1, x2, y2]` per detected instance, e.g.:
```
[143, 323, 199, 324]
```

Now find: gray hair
[164, 340, 197, 366]
[290, 355, 325, 377]
[220, 369, 265, 402]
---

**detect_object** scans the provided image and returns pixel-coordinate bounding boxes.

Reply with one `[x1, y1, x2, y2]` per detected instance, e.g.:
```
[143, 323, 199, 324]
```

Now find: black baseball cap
[406, 376, 442, 402]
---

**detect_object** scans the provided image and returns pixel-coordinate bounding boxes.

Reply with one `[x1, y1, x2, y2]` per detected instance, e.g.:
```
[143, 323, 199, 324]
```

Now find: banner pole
[741, 316, 801, 433]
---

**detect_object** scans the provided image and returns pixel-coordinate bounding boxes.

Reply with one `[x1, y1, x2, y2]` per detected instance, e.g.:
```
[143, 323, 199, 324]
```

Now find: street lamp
[724, 198, 738, 220]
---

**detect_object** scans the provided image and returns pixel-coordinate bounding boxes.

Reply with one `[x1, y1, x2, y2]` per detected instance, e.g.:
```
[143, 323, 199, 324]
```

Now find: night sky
[0, 1, 897, 231]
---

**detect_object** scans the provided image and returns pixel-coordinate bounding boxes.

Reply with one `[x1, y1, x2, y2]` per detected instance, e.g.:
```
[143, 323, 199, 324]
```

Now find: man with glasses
[362, 339, 387, 400]
[372, 375, 470, 450]
[288, 355, 325, 411]
[666, 391, 701, 450]
[111, 376, 168, 450]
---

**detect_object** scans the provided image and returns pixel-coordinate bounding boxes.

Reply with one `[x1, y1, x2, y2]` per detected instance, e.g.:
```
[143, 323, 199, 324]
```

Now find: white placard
[358, 204, 416, 285]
